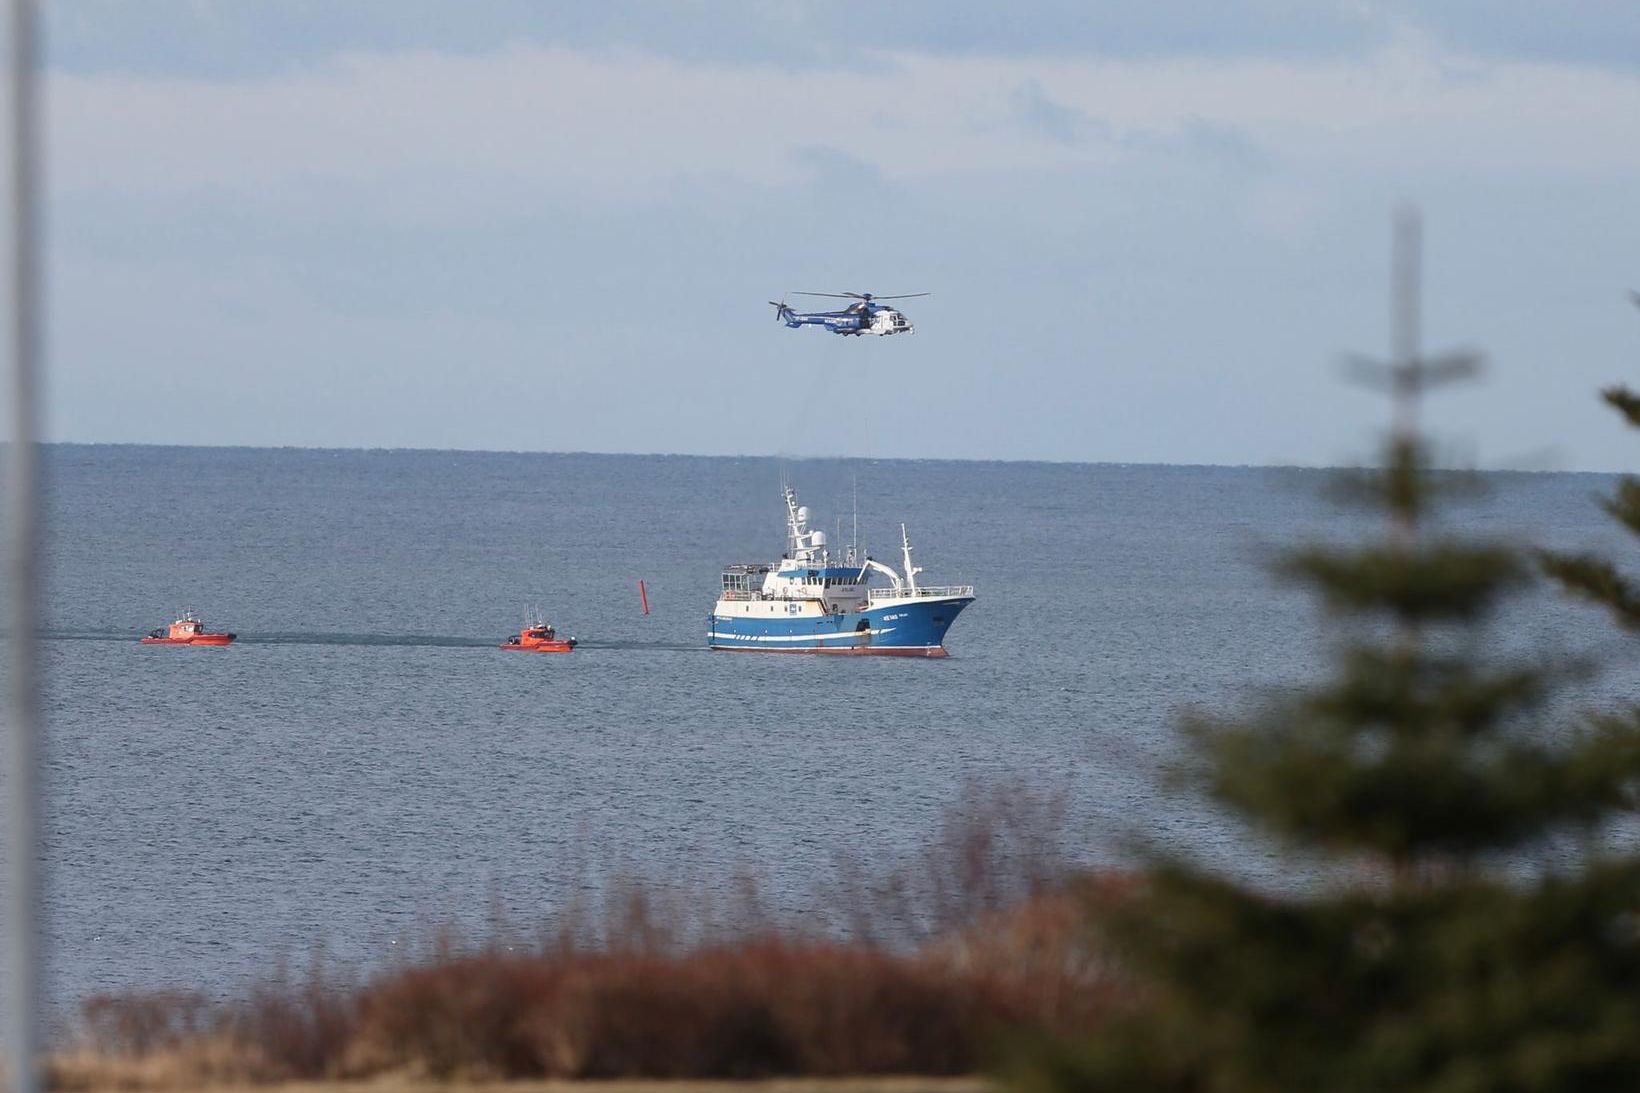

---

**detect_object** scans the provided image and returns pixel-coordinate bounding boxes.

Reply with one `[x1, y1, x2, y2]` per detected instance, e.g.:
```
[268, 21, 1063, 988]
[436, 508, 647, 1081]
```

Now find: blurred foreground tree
[1539, 380, 1640, 628]
[1018, 215, 1640, 1092]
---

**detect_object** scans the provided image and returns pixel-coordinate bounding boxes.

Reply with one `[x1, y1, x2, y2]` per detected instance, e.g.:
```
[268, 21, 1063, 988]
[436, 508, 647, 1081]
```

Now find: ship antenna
[782, 472, 804, 559]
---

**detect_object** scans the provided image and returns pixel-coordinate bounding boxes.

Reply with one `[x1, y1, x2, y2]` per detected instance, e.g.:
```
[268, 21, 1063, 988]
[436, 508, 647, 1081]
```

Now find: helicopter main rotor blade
[789, 290, 930, 302]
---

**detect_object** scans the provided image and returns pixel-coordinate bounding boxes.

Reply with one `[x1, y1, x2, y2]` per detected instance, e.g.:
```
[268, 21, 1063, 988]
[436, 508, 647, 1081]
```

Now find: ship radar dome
[811, 530, 827, 548]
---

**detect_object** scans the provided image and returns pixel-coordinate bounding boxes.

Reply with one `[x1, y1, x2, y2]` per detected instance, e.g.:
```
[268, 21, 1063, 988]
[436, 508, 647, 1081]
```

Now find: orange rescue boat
[500, 615, 577, 653]
[140, 611, 236, 646]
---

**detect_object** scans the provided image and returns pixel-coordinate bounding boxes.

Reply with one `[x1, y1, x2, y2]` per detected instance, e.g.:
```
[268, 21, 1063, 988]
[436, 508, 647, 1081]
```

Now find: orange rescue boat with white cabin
[500, 613, 577, 653]
[140, 611, 236, 646]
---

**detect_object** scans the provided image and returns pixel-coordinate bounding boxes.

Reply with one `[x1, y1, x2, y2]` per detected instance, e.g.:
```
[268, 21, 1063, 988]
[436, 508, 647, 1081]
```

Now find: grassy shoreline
[46, 1073, 995, 1093]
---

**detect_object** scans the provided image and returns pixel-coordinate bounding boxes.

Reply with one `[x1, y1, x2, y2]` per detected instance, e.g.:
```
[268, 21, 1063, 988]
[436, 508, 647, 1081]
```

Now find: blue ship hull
[708, 596, 973, 656]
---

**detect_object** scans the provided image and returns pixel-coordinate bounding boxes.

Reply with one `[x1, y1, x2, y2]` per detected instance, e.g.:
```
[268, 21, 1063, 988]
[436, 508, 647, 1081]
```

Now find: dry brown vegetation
[49, 782, 1126, 1089]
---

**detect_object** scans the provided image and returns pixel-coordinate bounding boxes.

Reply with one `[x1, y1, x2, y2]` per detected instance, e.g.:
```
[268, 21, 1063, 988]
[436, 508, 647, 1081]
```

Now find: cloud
[41, 32, 1640, 468]
[47, 39, 1640, 225]
[1174, 119, 1270, 173]
[792, 146, 890, 194]
[1009, 79, 1100, 144]
[49, 1, 1640, 77]
[43, 1, 1380, 78]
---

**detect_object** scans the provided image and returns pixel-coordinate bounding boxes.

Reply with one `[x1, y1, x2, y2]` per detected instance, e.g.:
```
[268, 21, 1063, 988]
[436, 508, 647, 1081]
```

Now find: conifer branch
[1537, 549, 1640, 629]
[1601, 385, 1640, 429]
[1282, 542, 1525, 623]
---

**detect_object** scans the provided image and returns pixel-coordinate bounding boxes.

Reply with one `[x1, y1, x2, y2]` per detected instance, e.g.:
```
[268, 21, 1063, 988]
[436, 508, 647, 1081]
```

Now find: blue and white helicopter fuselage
[768, 291, 925, 336]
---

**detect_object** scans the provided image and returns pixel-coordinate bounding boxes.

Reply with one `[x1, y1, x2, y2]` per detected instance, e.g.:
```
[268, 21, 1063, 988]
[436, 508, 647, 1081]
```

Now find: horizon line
[33, 439, 1610, 476]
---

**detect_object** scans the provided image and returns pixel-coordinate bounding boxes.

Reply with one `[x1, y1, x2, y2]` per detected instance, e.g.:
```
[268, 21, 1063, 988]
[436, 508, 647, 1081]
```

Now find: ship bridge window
[722, 569, 769, 594]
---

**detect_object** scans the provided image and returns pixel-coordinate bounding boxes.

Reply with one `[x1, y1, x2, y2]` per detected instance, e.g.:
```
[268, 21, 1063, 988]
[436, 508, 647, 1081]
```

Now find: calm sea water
[22, 445, 1632, 1013]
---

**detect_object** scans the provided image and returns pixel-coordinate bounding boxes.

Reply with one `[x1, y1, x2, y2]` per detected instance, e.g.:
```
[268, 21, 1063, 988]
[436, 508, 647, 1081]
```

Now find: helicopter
[768, 291, 928, 336]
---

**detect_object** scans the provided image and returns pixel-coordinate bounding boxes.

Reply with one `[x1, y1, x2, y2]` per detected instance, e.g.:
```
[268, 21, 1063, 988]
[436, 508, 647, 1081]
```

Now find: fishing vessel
[709, 484, 974, 656]
[500, 613, 577, 653]
[140, 611, 236, 646]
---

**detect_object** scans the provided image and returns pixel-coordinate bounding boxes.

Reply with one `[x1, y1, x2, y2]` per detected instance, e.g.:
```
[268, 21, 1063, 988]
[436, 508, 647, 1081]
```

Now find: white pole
[3, 1, 42, 1091]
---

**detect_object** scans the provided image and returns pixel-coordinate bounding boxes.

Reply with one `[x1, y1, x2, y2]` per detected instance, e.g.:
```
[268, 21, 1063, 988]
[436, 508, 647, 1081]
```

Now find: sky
[41, 1, 1640, 468]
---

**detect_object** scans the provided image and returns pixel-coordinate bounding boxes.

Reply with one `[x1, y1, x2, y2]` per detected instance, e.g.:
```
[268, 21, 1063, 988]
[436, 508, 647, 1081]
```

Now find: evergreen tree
[1539, 381, 1640, 628]
[1020, 215, 1640, 1093]
[1541, 293, 1640, 623]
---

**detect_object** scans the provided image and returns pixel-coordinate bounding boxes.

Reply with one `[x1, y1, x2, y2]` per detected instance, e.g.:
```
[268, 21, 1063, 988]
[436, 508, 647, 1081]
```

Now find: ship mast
[783, 480, 803, 558]
[851, 476, 859, 567]
[782, 480, 826, 564]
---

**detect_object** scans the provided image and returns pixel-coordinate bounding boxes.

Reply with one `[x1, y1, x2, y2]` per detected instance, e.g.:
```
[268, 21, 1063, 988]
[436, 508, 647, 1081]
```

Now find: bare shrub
[832, 777, 1073, 946]
[343, 938, 1045, 1080]
[51, 778, 1109, 1085]
[928, 871, 1137, 1032]
[343, 950, 563, 1079]
[225, 964, 357, 1080]
[77, 990, 210, 1058]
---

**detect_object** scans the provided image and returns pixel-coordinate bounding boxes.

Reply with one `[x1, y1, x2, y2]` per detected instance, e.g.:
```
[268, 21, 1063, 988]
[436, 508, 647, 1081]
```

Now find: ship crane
[861, 557, 906, 591]
[900, 524, 922, 592]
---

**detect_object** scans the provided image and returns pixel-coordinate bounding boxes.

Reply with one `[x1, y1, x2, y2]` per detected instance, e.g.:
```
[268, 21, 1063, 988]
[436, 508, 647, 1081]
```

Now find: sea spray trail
[43, 629, 704, 652]
[46, 629, 477, 648]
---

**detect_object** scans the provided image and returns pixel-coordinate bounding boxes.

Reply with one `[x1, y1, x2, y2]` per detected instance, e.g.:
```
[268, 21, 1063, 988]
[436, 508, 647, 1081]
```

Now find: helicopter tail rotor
[769, 299, 796, 323]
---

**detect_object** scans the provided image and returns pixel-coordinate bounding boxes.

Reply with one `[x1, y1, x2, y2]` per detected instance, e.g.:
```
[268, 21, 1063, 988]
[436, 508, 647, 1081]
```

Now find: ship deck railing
[867, 584, 975, 601]
[720, 584, 975, 603]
